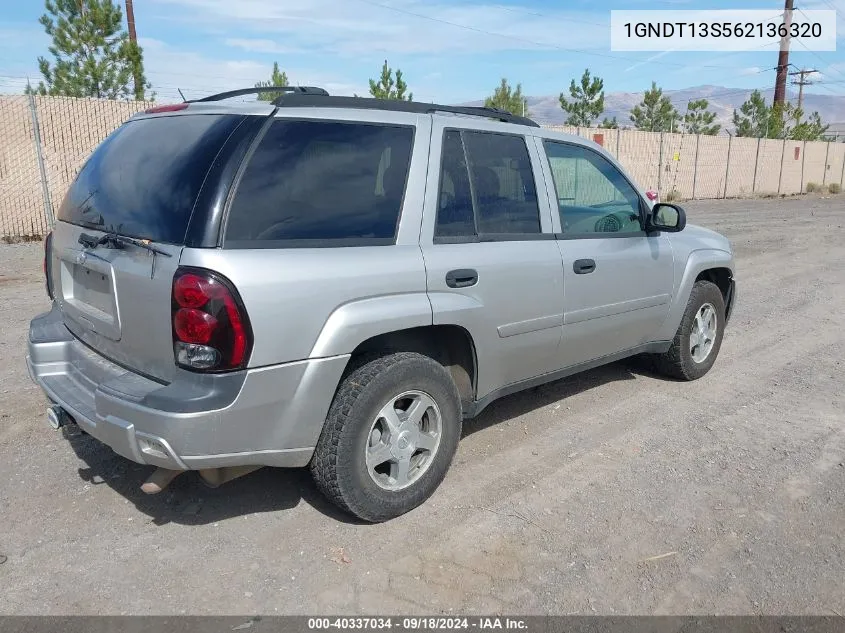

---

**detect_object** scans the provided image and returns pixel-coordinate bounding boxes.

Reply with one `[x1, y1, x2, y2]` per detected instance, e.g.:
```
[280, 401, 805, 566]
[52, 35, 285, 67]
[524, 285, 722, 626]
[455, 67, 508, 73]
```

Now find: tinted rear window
[224, 120, 414, 246]
[58, 114, 244, 244]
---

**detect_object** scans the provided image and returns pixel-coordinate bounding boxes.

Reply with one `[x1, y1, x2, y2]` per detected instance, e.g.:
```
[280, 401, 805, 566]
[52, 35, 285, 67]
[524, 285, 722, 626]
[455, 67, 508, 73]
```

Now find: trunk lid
[49, 111, 248, 382]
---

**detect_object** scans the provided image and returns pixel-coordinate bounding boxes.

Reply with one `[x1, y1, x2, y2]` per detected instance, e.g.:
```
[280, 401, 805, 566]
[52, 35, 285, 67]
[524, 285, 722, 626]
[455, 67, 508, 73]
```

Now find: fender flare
[656, 248, 734, 341]
[309, 293, 434, 358]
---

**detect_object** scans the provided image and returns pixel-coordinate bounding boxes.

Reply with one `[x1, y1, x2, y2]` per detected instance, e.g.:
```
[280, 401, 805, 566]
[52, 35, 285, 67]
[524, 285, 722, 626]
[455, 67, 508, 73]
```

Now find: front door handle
[445, 268, 478, 288]
[573, 258, 596, 274]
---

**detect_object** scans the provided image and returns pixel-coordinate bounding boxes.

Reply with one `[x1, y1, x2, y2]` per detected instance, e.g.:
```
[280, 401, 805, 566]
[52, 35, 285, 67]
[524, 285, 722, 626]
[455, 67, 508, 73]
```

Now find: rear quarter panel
[179, 245, 432, 367]
[179, 113, 434, 367]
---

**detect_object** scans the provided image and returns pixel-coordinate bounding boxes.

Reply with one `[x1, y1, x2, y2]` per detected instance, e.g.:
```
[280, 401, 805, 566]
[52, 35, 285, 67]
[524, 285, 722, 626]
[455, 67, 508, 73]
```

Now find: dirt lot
[1, 196, 843, 615]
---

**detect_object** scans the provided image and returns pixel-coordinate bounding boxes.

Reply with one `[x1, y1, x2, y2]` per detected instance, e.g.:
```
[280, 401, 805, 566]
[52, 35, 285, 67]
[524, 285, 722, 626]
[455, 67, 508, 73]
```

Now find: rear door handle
[445, 268, 478, 288]
[573, 258, 596, 274]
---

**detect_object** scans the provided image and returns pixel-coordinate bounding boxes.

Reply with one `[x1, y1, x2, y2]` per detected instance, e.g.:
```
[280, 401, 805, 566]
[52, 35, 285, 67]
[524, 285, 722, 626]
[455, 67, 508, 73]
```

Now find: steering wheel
[594, 214, 623, 233]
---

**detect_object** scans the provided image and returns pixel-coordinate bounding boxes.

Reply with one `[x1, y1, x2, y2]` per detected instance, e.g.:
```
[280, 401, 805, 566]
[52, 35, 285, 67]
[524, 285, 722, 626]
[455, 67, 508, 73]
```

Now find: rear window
[58, 114, 244, 244]
[224, 119, 414, 246]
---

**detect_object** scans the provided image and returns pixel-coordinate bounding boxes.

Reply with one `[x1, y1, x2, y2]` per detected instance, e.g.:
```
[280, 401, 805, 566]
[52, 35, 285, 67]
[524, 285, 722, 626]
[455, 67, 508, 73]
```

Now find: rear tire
[651, 280, 726, 381]
[310, 352, 462, 522]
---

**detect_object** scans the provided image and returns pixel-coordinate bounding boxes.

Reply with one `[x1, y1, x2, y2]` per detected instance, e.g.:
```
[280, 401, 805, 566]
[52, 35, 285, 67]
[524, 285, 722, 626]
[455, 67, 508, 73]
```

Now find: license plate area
[70, 264, 113, 318]
[58, 253, 121, 340]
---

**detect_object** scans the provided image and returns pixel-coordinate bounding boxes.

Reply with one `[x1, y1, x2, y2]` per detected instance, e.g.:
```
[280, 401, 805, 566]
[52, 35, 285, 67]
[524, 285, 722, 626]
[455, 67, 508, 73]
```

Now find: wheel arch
[347, 325, 478, 409]
[656, 249, 734, 341]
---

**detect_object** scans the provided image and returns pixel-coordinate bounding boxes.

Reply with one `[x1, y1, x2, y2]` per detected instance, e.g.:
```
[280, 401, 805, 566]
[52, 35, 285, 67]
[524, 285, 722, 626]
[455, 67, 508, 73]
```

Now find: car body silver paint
[28, 103, 735, 470]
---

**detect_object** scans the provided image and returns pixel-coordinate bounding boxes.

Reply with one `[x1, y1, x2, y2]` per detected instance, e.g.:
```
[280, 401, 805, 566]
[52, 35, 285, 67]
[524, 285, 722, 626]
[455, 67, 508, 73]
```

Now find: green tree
[30, 0, 150, 100]
[254, 61, 288, 101]
[629, 82, 679, 132]
[732, 90, 771, 137]
[789, 109, 829, 141]
[369, 59, 412, 101]
[559, 69, 605, 127]
[599, 116, 618, 129]
[683, 98, 720, 135]
[484, 78, 528, 116]
[733, 92, 829, 140]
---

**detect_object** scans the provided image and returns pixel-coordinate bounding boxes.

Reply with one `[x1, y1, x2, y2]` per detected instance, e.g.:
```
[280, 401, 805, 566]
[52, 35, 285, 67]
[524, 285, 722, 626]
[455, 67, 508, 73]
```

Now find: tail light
[44, 230, 54, 300]
[171, 268, 252, 372]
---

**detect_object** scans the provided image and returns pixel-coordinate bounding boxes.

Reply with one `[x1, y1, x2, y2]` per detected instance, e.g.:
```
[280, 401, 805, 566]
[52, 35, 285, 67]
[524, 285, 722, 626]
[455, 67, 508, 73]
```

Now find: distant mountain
[460, 84, 845, 134]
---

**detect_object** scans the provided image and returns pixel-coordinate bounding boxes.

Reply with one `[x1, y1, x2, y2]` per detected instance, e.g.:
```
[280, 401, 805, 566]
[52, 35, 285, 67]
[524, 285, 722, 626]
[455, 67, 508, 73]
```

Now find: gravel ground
[0, 196, 843, 615]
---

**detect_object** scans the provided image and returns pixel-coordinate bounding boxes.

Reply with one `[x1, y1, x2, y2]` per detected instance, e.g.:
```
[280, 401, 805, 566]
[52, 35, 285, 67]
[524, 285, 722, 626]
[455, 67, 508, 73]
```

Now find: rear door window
[225, 120, 414, 246]
[58, 114, 245, 244]
[434, 129, 541, 240]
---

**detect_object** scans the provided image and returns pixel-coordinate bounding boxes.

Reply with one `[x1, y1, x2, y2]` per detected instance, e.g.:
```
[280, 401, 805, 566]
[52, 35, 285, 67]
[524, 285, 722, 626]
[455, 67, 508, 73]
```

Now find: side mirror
[649, 203, 686, 232]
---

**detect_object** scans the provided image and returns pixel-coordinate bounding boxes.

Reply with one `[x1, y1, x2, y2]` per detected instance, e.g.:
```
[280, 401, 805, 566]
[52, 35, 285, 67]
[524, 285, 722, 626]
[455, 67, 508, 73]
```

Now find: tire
[651, 280, 726, 381]
[310, 352, 462, 522]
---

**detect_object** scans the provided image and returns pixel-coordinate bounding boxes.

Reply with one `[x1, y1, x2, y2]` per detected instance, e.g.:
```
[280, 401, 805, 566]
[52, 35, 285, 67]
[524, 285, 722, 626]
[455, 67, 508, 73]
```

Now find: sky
[1, 0, 844, 104]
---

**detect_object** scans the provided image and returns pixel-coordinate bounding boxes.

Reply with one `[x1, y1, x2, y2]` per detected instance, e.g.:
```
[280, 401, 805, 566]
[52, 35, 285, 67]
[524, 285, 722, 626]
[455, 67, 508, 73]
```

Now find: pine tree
[484, 78, 528, 116]
[683, 99, 720, 135]
[788, 109, 829, 141]
[733, 94, 829, 141]
[369, 60, 412, 101]
[732, 90, 771, 137]
[559, 69, 605, 127]
[31, 0, 150, 100]
[629, 82, 679, 132]
[255, 62, 289, 101]
[599, 117, 619, 129]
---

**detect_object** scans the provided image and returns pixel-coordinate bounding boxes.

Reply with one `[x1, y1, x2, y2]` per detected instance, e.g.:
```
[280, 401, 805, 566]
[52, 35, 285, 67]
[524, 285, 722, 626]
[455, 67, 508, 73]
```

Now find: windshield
[58, 113, 244, 244]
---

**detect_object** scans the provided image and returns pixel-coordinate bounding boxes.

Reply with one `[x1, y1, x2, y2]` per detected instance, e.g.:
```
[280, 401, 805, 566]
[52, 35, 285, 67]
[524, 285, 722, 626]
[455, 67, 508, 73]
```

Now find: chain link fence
[1, 95, 844, 241]
[546, 124, 845, 202]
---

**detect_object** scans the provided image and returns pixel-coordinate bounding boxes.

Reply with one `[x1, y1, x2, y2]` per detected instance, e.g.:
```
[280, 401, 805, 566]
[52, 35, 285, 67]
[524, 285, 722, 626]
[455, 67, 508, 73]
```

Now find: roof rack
[189, 86, 540, 127]
[270, 93, 540, 127]
[191, 86, 330, 102]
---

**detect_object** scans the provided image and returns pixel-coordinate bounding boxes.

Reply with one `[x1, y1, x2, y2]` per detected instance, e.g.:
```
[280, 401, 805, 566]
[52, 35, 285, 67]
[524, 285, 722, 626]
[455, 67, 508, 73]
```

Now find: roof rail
[191, 86, 330, 102]
[270, 93, 540, 127]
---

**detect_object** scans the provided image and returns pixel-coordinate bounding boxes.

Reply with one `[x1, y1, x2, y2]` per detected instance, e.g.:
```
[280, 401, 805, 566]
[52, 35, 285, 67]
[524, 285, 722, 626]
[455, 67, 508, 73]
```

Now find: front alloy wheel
[689, 302, 718, 364]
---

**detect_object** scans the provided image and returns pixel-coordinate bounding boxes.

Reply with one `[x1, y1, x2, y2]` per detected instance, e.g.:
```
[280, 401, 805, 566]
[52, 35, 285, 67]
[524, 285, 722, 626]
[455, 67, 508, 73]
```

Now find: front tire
[310, 352, 462, 522]
[651, 280, 726, 381]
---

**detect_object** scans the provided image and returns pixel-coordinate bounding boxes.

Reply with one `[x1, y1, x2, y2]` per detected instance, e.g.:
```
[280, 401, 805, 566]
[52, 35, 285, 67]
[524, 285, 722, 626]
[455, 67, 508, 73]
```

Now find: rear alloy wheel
[651, 280, 726, 381]
[365, 390, 443, 491]
[311, 352, 461, 522]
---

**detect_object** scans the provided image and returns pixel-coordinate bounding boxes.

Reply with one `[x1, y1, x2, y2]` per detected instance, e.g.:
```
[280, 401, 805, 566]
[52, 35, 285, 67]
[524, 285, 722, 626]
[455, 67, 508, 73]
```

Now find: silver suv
[27, 87, 736, 522]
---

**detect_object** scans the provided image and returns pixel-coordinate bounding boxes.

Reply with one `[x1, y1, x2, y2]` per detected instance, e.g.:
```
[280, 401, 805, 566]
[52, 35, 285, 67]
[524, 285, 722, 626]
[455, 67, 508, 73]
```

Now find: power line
[789, 67, 818, 110]
[817, 0, 845, 23]
[787, 10, 845, 97]
[489, 4, 607, 28]
[349, 0, 769, 71]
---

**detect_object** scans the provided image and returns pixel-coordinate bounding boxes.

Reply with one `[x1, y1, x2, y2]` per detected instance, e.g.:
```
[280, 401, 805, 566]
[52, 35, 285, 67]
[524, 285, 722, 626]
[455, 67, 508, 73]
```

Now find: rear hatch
[49, 110, 252, 382]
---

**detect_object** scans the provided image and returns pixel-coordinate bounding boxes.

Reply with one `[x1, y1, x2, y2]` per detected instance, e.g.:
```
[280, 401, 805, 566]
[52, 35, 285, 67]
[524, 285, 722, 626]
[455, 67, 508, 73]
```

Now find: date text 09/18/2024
[307, 617, 528, 630]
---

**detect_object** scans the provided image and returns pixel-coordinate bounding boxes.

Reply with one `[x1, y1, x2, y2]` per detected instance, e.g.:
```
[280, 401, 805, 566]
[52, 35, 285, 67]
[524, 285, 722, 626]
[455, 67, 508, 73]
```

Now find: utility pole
[773, 0, 794, 107]
[125, 0, 141, 98]
[789, 67, 818, 117]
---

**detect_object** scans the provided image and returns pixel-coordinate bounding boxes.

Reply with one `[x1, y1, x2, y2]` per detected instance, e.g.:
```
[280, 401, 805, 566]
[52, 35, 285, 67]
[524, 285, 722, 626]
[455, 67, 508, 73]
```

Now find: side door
[534, 137, 675, 367]
[421, 122, 564, 401]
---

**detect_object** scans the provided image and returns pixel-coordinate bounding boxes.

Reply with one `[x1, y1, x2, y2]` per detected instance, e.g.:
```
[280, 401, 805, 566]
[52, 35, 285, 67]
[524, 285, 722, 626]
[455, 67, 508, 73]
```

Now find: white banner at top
[610, 10, 837, 52]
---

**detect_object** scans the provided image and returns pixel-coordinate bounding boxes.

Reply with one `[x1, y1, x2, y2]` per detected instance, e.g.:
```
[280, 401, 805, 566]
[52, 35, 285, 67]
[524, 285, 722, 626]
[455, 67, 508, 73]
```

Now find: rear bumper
[27, 305, 349, 470]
